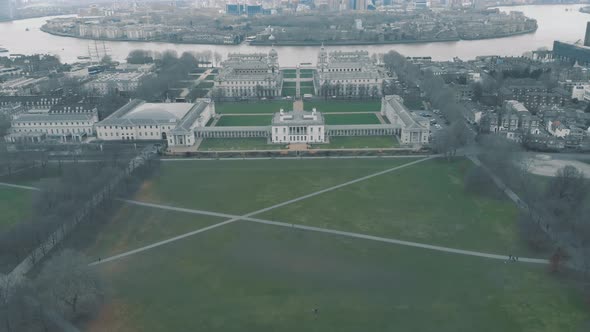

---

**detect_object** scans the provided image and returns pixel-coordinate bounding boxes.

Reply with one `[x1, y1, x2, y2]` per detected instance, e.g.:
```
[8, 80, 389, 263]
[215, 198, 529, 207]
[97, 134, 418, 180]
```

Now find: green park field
[216, 115, 272, 126]
[198, 138, 283, 151]
[324, 113, 381, 125]
[0, 187, 33, 232]
[315, 136, 399, 149]
[63, 157, 590, 332]
[306, 100, 381, 113]
[282, 86, 314, 96]
[215, 101, 292, 114]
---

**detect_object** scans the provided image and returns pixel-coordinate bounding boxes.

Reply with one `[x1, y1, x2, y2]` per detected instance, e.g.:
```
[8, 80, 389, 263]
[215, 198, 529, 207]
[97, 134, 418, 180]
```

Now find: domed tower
[318, 43, 328, 73]
[268, 47, 278, 74]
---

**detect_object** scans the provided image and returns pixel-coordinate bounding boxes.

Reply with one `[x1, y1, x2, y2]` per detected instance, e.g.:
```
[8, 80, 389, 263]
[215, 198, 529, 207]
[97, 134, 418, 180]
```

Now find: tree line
[0, 145, 161, 331]
[382, 50, 472, 159]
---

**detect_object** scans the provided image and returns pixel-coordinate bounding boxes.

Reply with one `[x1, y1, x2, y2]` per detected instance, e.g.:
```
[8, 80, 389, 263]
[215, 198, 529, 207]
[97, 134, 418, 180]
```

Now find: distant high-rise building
[0, 0, 14, 20]
[584, 22, 590, 47]
[347, 0, 366, 10]
[414, 0, 429, 9]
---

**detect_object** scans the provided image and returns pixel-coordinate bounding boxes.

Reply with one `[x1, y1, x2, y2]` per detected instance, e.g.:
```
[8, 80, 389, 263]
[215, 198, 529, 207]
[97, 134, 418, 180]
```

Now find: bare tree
[35, 249, 104, 320]
[213, 52, 222, 67]
[434, 121, 470, 160]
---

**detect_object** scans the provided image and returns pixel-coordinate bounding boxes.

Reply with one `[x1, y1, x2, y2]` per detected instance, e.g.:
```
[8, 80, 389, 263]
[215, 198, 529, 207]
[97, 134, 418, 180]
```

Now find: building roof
[12, 112, 96, 123]
[384, 95, 428, 130]
[98, 99, 213, 132]
[272, 109, 324, 126]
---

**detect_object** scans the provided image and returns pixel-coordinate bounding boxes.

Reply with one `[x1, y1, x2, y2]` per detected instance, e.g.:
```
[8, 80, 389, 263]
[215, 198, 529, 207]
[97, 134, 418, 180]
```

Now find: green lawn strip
[135, 158, 415, 215]
[198, 81, 214, 88]
[216, 101, 292, 114]
[305, 100, 381, 113]
[68, 203, 224, 260]
[199, 138, 283, 151]
[324, 113, 380, 125]
[260, 158, 530, 255]
[314, 136, 399, 149]
[88, 221, 588, 332]
[0, 187, 33, 232]
[283, 81, 296, 88]
[282, 87, 296, 96]
[216, 115, 272, 126]
[300, 81, 314, 87]
[300, 87, 314, 95]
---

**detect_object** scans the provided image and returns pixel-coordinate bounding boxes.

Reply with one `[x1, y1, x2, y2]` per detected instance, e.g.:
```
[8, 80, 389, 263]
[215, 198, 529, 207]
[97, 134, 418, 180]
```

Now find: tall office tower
[584, 22, 590, 47]
[0, 0, 14, 20]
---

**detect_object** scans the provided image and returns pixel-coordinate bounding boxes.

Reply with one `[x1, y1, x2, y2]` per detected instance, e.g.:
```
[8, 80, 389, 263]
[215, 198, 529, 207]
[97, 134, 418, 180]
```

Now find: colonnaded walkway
[86, 156, 548, 267]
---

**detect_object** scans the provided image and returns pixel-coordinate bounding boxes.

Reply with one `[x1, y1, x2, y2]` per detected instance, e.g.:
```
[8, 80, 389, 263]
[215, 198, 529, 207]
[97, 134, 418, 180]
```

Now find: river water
[0, 4, 588, 65]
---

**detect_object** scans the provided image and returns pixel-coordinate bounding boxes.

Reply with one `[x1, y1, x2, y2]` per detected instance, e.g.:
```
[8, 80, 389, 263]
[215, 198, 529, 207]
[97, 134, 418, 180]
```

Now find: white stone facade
[85, 72, 148, 96]
[215, 50, 282, 98]
[271, 109, 325, 144]
[315, 47, 384, 97]
[381, 95, 430, 144]
[6, 109, 98, 143]
[96, 99, 215, 146]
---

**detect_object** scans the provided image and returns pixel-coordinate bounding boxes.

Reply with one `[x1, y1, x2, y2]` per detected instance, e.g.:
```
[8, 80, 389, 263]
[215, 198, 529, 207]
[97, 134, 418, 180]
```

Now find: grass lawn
[305, 100, 381, 113]
[324, 113, 381, 125]
[85, 221, 588, 332]
[282, 87, 296, 96]
[216, 115, 272, 126]
[261, 158, 528, 255]
[215, 101, 292, 114]
[198, 138, 283, 151]
[0, 187, 33, 232]
[283, 81, 296, 88]
[282, 72, 297, 78]
[134, 158, 414, 215]
[299, 72, 313, 78]
[300, 81, 314, 87]
[69, 203, 224, 260]
[282, 87, 314, 96]
[314, 136, 399, 149]
[301, 86, 314, 95]
[198, 81, 214, 88]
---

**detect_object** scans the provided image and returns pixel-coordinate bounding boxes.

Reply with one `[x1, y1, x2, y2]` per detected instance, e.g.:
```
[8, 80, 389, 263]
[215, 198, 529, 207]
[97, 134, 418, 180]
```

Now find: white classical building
[271, 108, 325, 144]
[5, 106, 99, 143]
[195, 95, 430, 147]
[214, 50, 282, 98]
[315, 46, 385, 97]
[84, 72, 148, 96]
[96, 99, 215, 146]
[381, 95, 430, 144]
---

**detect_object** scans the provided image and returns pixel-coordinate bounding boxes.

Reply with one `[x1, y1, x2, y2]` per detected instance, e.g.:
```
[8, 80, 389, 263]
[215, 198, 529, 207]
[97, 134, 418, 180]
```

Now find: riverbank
[460, 26, 538, 41]
[39, 26, 241, 46]
[249, 37, 461, 46]
[39, 25, 538, 47]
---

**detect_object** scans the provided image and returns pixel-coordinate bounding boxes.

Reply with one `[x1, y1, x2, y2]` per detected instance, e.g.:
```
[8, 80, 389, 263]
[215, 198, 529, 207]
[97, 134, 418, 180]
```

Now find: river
[0, 4, 588, 66]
